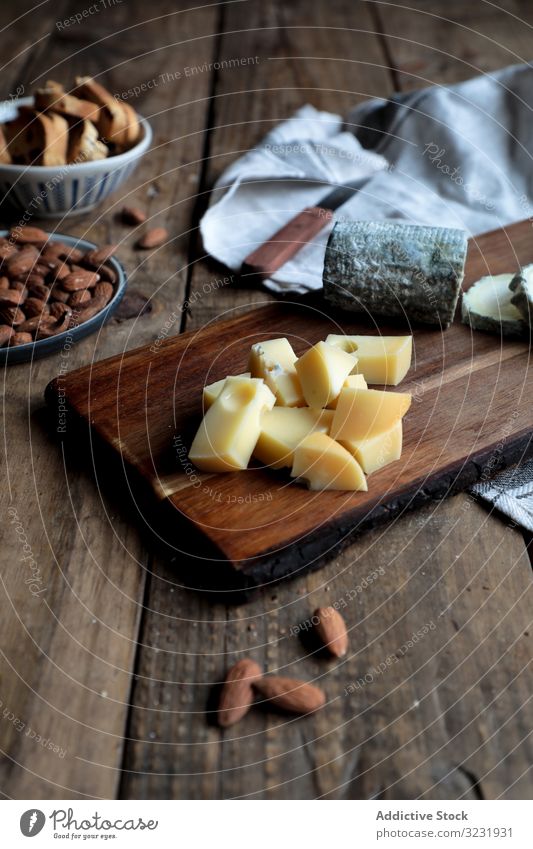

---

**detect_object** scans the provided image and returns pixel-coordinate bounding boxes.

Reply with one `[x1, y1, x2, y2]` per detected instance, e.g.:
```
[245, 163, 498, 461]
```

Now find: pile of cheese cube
[189, 335, 412, 491]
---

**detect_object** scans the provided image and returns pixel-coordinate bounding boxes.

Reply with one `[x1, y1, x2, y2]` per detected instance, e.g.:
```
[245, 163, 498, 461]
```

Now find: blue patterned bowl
[0, 231, 127, 365]
[0, 97, 152, 217]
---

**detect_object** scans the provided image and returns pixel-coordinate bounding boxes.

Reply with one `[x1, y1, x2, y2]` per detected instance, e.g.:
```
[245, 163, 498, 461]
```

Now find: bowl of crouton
[0, 76, 152, 217]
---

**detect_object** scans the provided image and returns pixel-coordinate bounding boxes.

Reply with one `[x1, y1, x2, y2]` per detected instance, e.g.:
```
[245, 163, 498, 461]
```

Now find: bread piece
[3, 107, 68, 166]
[73, 75, 117, 108]
[3, 107, 44, 164]
[117, 100, 140, 149]
[100, 100, 140, 151]
[73, 76, 140, 150]
[67, 118, 108, 163]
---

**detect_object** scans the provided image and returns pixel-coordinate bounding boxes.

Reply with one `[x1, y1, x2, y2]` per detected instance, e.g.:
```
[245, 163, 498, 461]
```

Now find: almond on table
[121, 206, 147, 225]
[217, 659, 262, 728]
[136, 227, 169, 249]
[314, 607, 349, 658]
[253, 676, 325, 715]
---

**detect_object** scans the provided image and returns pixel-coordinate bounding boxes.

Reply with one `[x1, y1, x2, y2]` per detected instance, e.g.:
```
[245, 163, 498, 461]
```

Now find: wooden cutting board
[46, 220, 533, 590]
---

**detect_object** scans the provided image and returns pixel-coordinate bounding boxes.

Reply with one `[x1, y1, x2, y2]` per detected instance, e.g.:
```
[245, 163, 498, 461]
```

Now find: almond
[136, 227, 168, 250]
[62, 270, 100, 291]
[51, 261, 71, 282]
[0, 243, 17, 260]
[84, 245, 117, 267]
[24, 297, 50, 318]
[51, 288, 71, 304]
[97, 263, 117, 284]
[93, 281, 114, 305]
[218, 658, 262, 728]
[26, 282, 50, 302]
[6, 255, 36, 278]
[314, 607, 349, 658]
[9, 331, 33, 346]
[0, 325, 14, 346]
[19, 315, 51, 333]
[69, 289, 91, 308]
[0, 306, 25, 326]
[0, 289, 25, 307]
[253, 676, 325, 715]
[121, 205, 146, 225]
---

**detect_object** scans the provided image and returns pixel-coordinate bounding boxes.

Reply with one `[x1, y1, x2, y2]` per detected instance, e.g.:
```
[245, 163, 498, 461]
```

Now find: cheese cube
[291, 432, 367, 492]
[327, 373, 367, 409]
[295, 341, 357, 408]
[330, 387, 411, 442]
[325, 334, 412, 385]
[189, 376, 275, 472]
[248, 338, 304, 406]
[254, 407, 334, 469]
[203, 372, 251, 410]
[340, 421, 402, 475]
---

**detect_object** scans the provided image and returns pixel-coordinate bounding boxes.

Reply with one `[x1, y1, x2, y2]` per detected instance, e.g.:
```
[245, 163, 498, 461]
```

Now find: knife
[240, 177, 368, 281]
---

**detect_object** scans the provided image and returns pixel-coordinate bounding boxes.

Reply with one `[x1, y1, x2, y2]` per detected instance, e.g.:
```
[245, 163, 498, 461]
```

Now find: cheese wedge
[340, 420, 402, 475]
[325, 334, 412, 385]
[330, 387, 411, 442]
[189, 376, 275, 472]
[462, 273, 527, 338]
[254, 407, 334, 469]
[295, 341, 357, 408]
[291, 432, 367, 492]
[248, 338, 304, 406]
[327, 373, 368, 409]
[203, 372, 251, 410]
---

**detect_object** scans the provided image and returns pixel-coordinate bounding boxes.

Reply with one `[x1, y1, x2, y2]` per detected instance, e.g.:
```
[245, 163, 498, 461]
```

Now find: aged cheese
[325, 334, 412, 385]
[291, 432, 367, 492]
[509, 264, 533, 327]
[327, 374, 368, 409]
[323, 220, 467, 328]
[340, 421, 402, 475]
[203, 372, 251, 410]
[330, 387, 411, 442]
[295, 341, 357, 408]
[254, 407, 334, 469]
[248, 338, 304, 406]
[462, 273, 527, 338]
[189, 376, 275, 472]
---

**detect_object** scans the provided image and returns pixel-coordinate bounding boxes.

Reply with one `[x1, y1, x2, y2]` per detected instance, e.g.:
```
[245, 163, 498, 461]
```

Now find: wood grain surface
[0, 0, 532, 801]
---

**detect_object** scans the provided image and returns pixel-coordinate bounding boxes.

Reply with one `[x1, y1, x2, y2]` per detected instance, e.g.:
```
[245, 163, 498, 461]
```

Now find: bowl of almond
[0, 226, 127, 363]
[0, 76, 152, 217]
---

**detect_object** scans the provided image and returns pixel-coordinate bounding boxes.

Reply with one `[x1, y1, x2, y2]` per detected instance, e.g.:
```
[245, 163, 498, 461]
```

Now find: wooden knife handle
[241, 206, 332, 280]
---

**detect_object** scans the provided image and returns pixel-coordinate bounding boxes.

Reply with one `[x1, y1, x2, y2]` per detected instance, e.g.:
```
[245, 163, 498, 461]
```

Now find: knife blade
[240, 177, 368, 281]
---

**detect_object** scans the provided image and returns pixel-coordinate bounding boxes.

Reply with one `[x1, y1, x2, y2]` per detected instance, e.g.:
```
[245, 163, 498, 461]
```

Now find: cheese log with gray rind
[462, 273, 527, 338]
[509, 264, 533, 327]
[323, 220, 468, 328]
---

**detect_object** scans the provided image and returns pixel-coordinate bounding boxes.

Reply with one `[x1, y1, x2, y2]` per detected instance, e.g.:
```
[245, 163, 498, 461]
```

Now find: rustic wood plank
[0, 0, 220, 798]
[121, 0, 533, 801]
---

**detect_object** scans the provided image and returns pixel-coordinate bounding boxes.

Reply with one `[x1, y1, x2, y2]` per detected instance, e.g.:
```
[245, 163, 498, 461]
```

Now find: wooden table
[1, 0, 532, 800]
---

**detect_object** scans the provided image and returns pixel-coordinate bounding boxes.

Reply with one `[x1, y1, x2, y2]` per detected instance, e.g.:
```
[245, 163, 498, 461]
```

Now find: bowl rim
[0, 95, 152, 175]
[0, 230, 127, 359]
